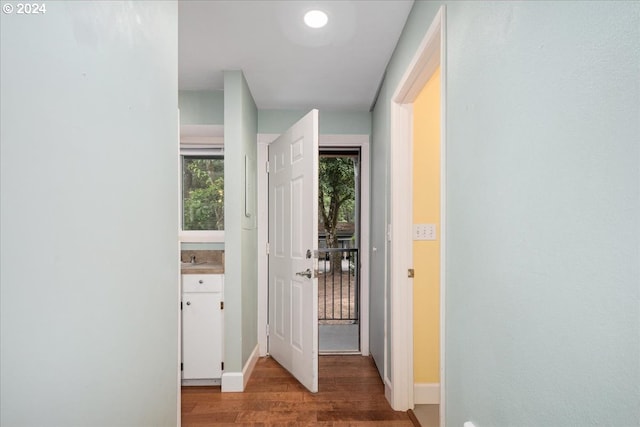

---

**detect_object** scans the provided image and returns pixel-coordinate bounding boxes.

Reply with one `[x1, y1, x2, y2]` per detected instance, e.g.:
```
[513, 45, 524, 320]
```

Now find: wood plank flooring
[182, 355, 415, 426]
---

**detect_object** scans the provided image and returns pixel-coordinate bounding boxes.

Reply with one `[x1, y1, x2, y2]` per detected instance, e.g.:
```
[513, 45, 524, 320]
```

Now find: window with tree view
[182, 156, 224, 230]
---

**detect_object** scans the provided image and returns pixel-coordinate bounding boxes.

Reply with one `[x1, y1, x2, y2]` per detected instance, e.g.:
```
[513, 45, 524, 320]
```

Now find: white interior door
[268, 110, 319, 392]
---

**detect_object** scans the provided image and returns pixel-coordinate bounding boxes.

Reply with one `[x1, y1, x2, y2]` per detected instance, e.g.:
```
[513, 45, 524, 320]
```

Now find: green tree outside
[182, 157, 224, 230]
[319, 155, 357, 272]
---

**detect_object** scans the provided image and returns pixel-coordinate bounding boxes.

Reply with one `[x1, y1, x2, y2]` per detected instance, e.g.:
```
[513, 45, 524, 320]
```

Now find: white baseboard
[414, 382, 440, 404]
[242, 344, 259, 389]
[181, 378, 221, 387]
[385, 377, 392, 404]
[221, 372, 243, 392]
[221, 344, 260, 393]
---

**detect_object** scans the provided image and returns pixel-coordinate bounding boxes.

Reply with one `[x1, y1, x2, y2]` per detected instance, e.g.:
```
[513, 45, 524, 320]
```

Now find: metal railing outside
[317, 248, 359, 323]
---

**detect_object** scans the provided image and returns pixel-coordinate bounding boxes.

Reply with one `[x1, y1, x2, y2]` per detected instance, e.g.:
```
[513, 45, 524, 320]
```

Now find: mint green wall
[259, 109, 371, 135]
[0, 2, 179, 425]
[370, 91, 390, 380]
[223, 71, 259, 371]
[374, 1, 640, 425]
[179, 90, 224, 125]
[178, 93, 371, 135]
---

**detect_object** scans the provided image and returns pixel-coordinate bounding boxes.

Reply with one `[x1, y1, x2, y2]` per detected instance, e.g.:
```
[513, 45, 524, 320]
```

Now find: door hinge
[265, 160, 270, 173]
[180, 363, 183, 371]
[220, 301, 224, 310]
[266, 242, 270, 255]
[266, 324, 270, 337]
[221, 362, 224, 371]
[408, 268, 415, 278]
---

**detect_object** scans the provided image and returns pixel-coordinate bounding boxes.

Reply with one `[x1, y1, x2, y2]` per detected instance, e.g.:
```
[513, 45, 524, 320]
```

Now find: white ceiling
[178, 0, 414, 111]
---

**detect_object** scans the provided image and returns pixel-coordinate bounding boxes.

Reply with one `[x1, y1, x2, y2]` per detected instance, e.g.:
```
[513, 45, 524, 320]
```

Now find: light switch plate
[413, 223, 436, 241]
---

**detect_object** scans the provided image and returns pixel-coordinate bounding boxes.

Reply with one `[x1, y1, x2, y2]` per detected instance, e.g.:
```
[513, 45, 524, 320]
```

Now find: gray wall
[224, 71, 259, 371]
[0, 2, 179, 426]
[179, 90, 224, 125]
[373, 1, 640, 425]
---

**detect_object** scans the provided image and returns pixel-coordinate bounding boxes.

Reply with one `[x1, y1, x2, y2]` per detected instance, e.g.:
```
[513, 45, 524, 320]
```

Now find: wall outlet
[413, 223, 436, 240]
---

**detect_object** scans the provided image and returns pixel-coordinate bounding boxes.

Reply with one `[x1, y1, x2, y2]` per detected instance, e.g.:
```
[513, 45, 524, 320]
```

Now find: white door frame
[258, 134, 370, 358]
[388, 5, 446, 420]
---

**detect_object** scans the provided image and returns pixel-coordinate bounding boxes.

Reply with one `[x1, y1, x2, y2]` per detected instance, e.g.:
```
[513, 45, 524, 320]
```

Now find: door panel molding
[267, 110, 319, 393]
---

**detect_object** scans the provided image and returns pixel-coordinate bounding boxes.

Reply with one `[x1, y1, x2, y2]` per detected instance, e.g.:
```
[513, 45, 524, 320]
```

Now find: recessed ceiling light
[304, 10, 328, 29]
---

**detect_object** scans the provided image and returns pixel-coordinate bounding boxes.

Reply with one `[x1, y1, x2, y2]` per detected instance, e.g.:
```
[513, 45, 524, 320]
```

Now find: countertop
[181, 262, 224, 275]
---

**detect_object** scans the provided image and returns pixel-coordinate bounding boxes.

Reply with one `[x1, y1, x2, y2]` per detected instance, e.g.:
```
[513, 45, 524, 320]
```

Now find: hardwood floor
[182, 355, 415, 426]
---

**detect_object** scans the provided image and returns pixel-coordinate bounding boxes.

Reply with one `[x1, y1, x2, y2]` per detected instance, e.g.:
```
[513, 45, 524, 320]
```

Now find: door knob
[186, 301, 191, 306]
[296, 268, 312, 279]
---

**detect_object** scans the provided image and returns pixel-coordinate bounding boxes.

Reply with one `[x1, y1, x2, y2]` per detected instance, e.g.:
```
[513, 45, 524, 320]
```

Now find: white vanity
[181, 273, 224, 385]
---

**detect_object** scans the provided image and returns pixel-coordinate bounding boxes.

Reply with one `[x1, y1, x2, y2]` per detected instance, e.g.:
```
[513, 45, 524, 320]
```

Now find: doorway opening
[388, 5, 445, 420]
[318, 149, 361, 354]
[257, 132, 371, 387]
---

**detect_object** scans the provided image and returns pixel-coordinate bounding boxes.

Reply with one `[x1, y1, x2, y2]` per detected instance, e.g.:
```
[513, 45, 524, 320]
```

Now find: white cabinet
[183, 274, 223, 293]
[182, 274, 223, 381]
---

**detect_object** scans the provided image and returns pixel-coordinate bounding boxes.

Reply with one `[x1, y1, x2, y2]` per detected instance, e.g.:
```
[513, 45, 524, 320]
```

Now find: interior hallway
[182, 355, 413, 426]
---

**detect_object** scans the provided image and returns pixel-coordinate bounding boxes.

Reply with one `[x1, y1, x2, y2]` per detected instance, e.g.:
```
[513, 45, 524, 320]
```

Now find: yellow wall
[413, 66, 440, 384]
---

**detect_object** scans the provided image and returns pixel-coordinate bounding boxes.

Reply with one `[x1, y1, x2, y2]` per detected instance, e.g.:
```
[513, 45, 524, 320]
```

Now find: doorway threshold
[319, 323, 359, 353]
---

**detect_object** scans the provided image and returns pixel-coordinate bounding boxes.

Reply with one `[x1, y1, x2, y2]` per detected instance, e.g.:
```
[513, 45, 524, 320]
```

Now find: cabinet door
[182, 293, 222, 379]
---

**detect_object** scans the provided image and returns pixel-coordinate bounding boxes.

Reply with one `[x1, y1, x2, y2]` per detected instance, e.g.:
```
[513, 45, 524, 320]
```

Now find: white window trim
[178, 230, 224, 243]
[179, 139, 225, 244]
